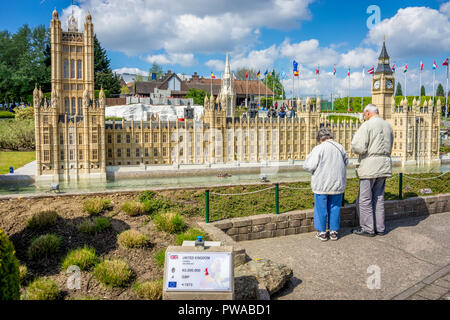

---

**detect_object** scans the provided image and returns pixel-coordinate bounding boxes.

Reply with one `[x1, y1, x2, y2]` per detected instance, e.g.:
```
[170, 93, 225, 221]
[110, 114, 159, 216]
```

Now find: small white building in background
[105, 103, 204, 122]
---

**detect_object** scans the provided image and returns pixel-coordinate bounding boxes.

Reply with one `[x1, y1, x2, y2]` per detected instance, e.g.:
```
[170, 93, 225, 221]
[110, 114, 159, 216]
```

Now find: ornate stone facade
[34, 11, 440, 182]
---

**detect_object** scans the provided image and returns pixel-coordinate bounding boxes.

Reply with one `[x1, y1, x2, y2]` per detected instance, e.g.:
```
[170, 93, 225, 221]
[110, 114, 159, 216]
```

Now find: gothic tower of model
[219, 53, 236, 118]
[33, 9, 106, 182]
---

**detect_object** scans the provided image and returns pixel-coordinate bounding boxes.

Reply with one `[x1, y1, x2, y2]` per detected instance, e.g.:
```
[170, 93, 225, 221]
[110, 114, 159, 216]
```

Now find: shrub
[154, 248, 166, 268]
[0, 119, 35, 150]
[134, 280, 163, 300]
[14, 107, 34, 120]
[25, 278, 59, 300]
[0, 110, 15, 119]
[61, 246, 98, 271]
[19, 265, 28, 285]
[77, 217, 111, 234]
[153, 212, 186, 234]
[117, 230, 150, 249]
[0, 229, 20, 300]
[93, 259, 133, 287]
[176, 228, 208, 245]
[82, 198, 112, 216]
[121, 201, 146, 216]
[26, 210, 59, 230]
[139, 191, 173, 214]
[27, 234, 61, 260]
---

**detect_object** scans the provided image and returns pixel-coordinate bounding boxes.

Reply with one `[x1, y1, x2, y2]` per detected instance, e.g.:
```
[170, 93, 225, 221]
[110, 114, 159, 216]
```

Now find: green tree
[395, 82, 403, 96]
[120, 85, 130, 95]
[148, 63, 164, 81]
[436, 83, 445, 97]
[0, 25, 50, 103]
[93, 35, 120, 94]
[185, 88, 206, 105]
[234, 68, 258, 80]
[420, 85, 426, 97]
[263, 71, 285, 100]
[135, 75, 144, 82]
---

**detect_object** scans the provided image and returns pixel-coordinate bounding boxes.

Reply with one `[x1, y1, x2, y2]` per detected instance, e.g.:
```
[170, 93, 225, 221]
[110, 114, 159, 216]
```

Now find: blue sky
[1, 0, 449, 97]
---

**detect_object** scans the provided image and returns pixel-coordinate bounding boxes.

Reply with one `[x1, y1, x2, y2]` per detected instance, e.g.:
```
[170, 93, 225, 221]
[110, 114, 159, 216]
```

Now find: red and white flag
[443, 58, 449, 66]
[420, 61, 424, 71]
[368, 67, 374, 75]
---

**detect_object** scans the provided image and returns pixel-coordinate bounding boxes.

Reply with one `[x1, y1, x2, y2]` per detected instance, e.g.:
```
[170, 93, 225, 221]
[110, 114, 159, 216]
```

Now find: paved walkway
[240, 212, 450, 300]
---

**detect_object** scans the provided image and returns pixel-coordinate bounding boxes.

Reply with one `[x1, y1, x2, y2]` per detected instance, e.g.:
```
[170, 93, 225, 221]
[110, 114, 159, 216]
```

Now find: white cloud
[144, 53, 196, 67]
[365, 6, 450, 59]
[441, 1, 450, 17]
[60, 0, 315, 57]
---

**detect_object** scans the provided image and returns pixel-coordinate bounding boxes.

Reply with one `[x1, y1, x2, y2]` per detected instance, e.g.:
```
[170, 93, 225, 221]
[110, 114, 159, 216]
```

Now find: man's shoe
[315, 232, 328, 242]
[352, 227, 375, 237]
[375, 231, 387, 236]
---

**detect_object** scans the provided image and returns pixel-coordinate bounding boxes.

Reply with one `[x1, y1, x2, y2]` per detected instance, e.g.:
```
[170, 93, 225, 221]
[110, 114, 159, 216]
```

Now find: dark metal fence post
[399, 173, 403, 200]
[205, 190, 210, 223]
[275, 183, 280, 215]
[342, 192, 345, 207]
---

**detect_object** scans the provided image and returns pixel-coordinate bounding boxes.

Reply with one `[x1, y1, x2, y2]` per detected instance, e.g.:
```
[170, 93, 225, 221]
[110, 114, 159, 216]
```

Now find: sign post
[162, 245, 234, 300]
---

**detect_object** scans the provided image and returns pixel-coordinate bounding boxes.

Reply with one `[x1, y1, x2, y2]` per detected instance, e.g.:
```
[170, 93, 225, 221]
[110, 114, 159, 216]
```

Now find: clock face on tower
[386, 80, 393, 89]
[373, 80, 380, 90]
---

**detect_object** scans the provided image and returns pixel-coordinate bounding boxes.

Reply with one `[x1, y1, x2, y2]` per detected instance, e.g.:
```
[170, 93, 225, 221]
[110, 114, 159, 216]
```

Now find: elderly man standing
[351, 104, 394, 237]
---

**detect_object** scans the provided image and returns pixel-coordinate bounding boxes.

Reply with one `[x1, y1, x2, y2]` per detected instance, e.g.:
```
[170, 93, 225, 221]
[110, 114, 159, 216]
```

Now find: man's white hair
[363, 104, 379, 114]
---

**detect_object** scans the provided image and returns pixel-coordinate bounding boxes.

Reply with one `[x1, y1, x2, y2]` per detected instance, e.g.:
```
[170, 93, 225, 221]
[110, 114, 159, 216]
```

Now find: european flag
[151, 73, 157, 80]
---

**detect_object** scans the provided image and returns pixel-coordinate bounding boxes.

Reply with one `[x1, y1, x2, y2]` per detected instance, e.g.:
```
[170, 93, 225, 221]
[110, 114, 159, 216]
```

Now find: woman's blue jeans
[313, 193, 343, 232]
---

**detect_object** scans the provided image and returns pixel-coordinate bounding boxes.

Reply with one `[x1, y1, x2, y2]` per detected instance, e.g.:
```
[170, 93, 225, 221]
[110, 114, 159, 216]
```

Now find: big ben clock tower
[372, 39, 395, 120]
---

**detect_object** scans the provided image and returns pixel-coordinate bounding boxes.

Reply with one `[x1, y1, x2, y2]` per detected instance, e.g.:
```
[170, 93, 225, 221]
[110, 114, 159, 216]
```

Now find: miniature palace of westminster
[33, 9, 442, 182]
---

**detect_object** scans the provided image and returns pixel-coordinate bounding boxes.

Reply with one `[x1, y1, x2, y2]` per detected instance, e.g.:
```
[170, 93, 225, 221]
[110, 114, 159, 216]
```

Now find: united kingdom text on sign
[164, 251, 232, 292]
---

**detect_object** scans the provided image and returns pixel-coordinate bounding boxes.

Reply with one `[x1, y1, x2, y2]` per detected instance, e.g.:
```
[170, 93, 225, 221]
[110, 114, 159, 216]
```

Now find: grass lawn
[0, 151, 35, 174]
[156, 172, 450, 222]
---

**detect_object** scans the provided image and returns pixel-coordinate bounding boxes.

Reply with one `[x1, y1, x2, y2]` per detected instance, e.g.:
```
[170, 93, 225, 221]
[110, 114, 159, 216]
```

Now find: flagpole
[419, 65, 422, 106]
[446, 63, 449, 118]
[348, 68, 350, 112]
[433, 67, 436, 106]
[292, 67, 295, 107]
[258, 75, 260, 108]
[246, 74, 248, 108]
[404, 69, 407, 100]
[362, 66, 365, 111]
[332, 66, 335, 111]
[272, 70, 275, 107]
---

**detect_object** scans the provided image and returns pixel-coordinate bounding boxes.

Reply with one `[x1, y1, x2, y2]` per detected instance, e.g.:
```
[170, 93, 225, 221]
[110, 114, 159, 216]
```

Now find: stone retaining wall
[208, 193, 450, 243]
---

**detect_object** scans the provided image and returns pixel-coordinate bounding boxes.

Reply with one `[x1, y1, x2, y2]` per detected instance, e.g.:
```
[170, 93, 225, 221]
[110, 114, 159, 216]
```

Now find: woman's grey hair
[316, 127, 334, 142]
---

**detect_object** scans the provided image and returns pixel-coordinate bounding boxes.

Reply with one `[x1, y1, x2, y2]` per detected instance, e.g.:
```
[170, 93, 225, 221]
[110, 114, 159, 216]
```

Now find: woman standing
[303, 128, 348, 241]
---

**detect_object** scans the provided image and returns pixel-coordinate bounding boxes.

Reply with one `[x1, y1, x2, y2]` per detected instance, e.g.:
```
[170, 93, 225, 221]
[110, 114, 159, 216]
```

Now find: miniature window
[44, 150, 50, 162]
[60, 150, 64, 161]
[135, 134, 139, 143]
[71, 60, 75, 79]
[136, 148, 140, 157]
[79, 150, 83, 160]
[69, 133, 73, 145]
[71, 97, 76, 114]
[126, 134, 131, 143]
[92, 149, 98, 161]
[64, 60, 69, 78]
[107, 134, 112, 144]
[117, 134, 121, 143]
[77, 60, 82, 79]
[78, 133, 83, 145]
[126, 148, 131, 157]
[117, 149, 122, 157]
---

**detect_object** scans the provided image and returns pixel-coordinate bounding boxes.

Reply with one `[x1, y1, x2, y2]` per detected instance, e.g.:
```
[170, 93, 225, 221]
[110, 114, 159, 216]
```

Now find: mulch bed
[0, 192, 202, 300]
